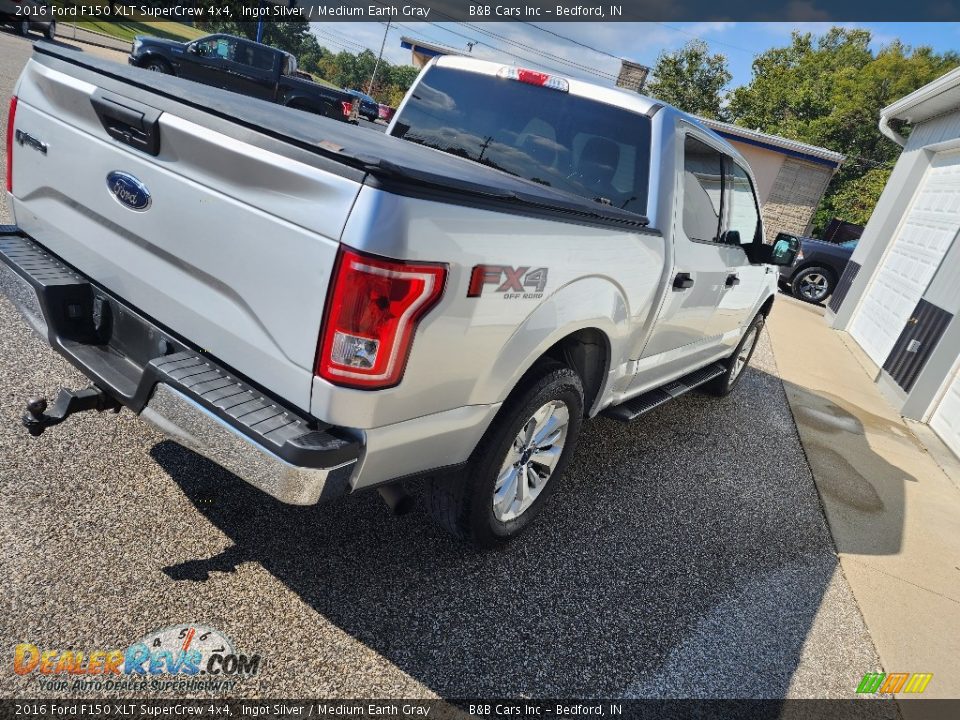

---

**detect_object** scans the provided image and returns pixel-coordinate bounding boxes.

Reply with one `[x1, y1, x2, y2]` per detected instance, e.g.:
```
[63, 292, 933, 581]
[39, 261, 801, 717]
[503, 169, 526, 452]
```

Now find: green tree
[646, 40, 732, 119]
[196, 18, 312, 56]
[814, 165, 892, 230]
[728, 28, 959, 232]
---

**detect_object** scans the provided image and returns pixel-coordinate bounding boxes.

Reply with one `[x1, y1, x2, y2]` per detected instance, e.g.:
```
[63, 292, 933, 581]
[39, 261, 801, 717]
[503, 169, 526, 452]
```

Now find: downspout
[879, 113, 906, 147]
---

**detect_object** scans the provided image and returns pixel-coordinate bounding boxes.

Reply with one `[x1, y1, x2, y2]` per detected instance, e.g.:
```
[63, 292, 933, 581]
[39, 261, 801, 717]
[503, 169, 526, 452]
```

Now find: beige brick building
[697, 118, 844, 240]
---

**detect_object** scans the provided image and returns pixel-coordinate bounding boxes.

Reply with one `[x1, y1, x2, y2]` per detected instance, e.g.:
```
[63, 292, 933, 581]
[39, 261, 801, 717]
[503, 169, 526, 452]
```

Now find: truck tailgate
[8, 56, 363, 411]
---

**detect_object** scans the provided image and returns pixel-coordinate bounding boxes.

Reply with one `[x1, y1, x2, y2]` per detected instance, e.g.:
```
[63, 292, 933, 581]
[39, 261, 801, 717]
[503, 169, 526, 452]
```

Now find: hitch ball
[25, 398, 48, 418]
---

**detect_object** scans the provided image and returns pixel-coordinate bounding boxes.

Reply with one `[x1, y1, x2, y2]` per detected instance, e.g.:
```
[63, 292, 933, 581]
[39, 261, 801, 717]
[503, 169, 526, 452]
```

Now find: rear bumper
[0, 227, 361, 505]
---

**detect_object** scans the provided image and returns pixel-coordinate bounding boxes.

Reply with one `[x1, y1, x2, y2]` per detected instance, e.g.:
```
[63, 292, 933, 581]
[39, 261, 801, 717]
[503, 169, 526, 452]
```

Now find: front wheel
[143, 58, 172, 74]
[704, 314, 764, 397]
[427, 363, 584, 547]
[791, 266, 834, 304]
[16, 20, 30, 36]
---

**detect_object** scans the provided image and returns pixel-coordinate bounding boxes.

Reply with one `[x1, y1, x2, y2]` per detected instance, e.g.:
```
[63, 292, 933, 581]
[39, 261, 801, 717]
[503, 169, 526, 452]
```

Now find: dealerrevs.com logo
[13, 624, 261, 693]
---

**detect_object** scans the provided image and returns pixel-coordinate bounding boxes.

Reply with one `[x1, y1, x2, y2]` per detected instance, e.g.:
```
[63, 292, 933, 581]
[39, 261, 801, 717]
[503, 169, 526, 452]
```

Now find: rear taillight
[341, 101, 353, 117]
[5, 96, 16, 193]
[317, 247, 446, 389]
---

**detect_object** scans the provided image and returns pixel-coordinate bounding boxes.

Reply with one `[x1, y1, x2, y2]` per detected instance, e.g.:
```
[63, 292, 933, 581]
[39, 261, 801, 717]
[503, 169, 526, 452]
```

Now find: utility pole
[256, 0, 265, 44]
[368, 19, 390, 96]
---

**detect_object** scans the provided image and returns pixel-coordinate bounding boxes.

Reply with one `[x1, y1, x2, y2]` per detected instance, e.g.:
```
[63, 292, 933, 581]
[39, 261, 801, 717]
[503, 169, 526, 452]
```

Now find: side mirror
[769, 232, 801, 266]
[742, 232, 801, 266]
[186, 44, 197, 54]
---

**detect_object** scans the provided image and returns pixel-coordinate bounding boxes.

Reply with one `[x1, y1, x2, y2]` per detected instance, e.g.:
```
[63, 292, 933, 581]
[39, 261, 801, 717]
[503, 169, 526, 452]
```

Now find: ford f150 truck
[128, 33, 359, 123]
[1, 46, 799, 546]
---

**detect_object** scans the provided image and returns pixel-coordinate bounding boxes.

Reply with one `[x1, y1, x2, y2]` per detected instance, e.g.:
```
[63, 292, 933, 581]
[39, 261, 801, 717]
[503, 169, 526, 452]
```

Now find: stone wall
[616, 60, 649, 93]
[760, 157, 835, 240]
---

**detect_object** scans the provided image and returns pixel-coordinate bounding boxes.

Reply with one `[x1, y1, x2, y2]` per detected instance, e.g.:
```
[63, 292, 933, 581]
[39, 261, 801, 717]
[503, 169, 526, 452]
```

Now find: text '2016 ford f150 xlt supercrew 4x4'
[2, 45, 799, 546]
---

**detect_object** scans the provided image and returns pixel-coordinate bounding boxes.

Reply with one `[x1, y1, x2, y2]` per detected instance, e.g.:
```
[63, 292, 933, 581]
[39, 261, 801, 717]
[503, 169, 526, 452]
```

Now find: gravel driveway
[0, 30, 883, 700]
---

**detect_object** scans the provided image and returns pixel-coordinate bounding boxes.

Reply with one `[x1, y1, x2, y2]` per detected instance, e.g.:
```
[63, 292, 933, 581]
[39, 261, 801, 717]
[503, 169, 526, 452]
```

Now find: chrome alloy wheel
[798, 273, 829, 301]
[731, 326, 759, 382]
[493, 400, 570, 522]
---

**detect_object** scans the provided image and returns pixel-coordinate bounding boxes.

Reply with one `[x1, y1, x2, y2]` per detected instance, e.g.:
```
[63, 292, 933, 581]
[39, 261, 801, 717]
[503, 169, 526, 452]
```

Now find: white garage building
[829, 66, 960, 459]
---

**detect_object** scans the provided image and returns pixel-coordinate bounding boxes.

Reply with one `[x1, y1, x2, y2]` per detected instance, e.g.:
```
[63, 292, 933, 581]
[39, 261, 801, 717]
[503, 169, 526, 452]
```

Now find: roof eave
[882, 66, 960, 124]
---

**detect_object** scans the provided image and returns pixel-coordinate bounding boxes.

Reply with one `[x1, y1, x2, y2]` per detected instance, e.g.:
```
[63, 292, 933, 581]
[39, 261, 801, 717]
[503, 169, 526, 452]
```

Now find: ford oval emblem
[106, 171, 151, 211]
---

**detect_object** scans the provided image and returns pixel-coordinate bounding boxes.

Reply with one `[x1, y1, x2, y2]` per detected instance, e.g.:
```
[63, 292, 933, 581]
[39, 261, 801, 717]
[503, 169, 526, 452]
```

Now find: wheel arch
[758, 293, 775, 318]
[477, 277, 631, 418]
[790, 261, 838, 285]
[532, 327, 611, 417]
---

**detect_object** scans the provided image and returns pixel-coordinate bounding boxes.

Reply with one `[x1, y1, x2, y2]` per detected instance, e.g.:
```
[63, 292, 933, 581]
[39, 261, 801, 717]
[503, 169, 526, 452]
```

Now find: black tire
[44, 21, 55, 41]
[703, 314, 764, 397]
[791, 266, 834, 304]
[427, 362, 584, 547]
[16, 20, 30, 36]
[143, 58, 173, 75]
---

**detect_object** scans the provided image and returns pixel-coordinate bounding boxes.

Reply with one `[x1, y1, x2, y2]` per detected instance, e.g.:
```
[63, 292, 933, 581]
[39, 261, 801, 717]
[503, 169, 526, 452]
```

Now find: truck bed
[31, 43, 649, 229]
[9, 43, 652, 417]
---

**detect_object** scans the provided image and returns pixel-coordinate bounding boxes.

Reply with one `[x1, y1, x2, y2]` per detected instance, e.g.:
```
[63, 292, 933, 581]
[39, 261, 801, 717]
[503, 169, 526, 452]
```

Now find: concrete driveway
[0, 30, 885, 700]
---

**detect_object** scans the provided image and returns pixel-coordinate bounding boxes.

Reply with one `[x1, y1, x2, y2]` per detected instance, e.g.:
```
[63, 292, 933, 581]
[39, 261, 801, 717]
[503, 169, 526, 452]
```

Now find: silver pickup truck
[1, 46, 799, 546]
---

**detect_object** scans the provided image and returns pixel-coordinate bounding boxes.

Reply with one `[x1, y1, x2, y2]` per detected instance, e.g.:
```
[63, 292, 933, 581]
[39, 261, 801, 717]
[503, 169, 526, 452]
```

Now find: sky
[311, 21, 959, 90]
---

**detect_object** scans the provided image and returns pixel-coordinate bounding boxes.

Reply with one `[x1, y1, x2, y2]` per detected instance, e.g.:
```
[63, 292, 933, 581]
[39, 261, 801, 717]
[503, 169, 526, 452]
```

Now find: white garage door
[932, 366, 960, 459]
[850, 150, 960, 366]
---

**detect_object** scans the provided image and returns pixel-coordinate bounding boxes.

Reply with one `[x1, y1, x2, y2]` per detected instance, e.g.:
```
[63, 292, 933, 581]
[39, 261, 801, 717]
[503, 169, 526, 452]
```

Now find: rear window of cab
[390, 65, 652, 217]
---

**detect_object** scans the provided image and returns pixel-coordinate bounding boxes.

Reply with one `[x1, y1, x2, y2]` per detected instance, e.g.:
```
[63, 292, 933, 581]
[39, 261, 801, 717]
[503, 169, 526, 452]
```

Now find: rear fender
[477, 276, 631, 409]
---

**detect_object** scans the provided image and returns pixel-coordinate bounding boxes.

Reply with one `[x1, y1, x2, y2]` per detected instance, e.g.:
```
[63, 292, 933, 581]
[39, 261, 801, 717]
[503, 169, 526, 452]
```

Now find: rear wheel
[427, 363, 584, 546]
[704, 314, 764, 397]
[791, 266, 834, 304]
[44, 21, 55, 41]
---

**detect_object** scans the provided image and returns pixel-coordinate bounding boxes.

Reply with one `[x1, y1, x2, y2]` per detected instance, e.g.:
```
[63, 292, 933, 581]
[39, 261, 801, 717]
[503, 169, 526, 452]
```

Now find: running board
[601, 362, 726, 423]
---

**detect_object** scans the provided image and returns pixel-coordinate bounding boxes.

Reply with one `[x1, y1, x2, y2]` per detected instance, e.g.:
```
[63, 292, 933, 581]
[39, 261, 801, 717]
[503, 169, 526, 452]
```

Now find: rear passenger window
[725, 162, 760, 245]
[682, 136, 724, 242]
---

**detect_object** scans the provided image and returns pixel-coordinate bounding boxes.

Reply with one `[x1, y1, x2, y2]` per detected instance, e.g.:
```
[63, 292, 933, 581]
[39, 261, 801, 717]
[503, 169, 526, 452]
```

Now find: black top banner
[28, 0, 960, 22]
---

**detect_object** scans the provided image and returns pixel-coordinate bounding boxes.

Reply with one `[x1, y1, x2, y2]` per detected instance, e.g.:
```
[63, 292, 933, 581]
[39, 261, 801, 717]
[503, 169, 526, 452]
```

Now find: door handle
[673, 272, 694, 290]
[726, 273, 740, 287]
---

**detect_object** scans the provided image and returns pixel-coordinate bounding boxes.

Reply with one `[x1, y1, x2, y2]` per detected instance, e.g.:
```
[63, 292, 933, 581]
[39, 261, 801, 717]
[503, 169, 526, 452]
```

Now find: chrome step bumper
[0, 227, 360, 505]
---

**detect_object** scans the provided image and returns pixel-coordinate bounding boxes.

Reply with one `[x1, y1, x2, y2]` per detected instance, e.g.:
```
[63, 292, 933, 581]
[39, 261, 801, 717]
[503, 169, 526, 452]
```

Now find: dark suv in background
[779, 237, 858, 304]
[343, 89, 380, 122]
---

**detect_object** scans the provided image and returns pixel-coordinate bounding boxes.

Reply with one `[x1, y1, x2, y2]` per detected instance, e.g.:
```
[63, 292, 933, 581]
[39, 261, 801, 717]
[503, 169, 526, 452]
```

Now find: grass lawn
[68, 20, 205, 43]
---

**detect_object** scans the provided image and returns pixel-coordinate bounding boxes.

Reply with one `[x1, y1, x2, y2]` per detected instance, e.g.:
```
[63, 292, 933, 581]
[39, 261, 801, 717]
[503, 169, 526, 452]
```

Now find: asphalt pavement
[0, 29, 886, 700]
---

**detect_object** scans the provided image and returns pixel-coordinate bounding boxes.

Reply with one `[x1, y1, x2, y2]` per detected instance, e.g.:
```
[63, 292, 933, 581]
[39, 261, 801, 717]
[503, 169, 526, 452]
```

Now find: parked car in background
[0, 0, 55, 39]
[779, 236, 858, 304]
[378, 104, 396, 123]
[128, 33, 359, 123]
[343, 89, 380, 122]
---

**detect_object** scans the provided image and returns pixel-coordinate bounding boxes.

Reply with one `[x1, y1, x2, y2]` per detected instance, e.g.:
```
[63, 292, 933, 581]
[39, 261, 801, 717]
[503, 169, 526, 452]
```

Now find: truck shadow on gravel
[153, 362, 908, 698]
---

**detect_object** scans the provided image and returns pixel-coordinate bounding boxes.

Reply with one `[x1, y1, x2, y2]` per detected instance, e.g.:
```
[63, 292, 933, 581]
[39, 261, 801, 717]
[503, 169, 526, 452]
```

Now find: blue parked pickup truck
[128, 33, 359, 123]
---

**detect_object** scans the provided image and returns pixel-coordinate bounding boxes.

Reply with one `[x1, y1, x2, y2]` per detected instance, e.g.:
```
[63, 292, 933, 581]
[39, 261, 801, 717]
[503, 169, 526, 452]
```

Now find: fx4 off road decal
[468, 265, 549, 299]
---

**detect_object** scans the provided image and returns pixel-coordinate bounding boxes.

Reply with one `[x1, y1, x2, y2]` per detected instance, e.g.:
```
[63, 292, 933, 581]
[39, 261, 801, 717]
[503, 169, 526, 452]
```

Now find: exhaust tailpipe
[378, 484, 414, 516]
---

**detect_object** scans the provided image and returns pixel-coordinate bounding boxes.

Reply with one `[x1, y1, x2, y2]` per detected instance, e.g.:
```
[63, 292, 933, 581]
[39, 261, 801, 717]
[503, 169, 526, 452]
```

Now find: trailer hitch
[22, 386, 122, 437]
